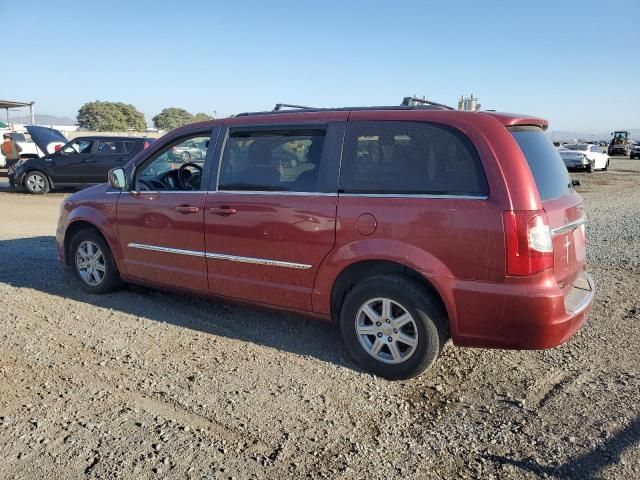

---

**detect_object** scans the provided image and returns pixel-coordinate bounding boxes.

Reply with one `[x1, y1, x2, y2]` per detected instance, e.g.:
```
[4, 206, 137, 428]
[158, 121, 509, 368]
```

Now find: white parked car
[559, 143, 609, 172]
[0, 126, 67, 167]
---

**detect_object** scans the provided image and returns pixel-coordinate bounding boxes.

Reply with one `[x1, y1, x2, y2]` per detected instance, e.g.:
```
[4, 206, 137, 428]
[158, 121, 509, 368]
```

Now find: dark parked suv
[56, 100, 594, 379]
[14, 135, 154, 194]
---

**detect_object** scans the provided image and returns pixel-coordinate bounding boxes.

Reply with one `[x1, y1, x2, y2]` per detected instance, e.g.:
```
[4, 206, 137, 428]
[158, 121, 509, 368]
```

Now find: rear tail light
[54, 144, 62, 152]
[503, 210, 553, 276]
[579, 222, 586, 244]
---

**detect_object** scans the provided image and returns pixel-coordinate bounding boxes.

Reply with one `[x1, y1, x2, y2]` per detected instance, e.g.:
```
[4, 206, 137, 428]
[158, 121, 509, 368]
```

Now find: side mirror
[108, 167, 127, 190]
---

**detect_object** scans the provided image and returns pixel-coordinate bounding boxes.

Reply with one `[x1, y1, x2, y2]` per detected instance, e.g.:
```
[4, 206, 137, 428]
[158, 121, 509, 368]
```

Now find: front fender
[312, 239, 458, 331]
[65, 202, 124, 274]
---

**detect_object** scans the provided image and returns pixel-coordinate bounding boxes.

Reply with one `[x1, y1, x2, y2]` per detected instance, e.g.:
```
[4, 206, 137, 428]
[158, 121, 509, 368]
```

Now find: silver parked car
[170, 139, 208, 163]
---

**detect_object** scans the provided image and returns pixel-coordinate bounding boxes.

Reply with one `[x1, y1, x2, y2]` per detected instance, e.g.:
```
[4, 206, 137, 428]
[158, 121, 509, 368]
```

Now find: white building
[458, 94, 481, 112]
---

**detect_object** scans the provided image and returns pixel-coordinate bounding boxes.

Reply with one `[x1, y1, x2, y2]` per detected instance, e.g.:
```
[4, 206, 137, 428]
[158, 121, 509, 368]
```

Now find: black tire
[69, 229, 122, 294]
[602, 160, 609, 171]
[339, 274, 447, 380]
[24, 171, 50, 194]
[586, 163, 593, 173]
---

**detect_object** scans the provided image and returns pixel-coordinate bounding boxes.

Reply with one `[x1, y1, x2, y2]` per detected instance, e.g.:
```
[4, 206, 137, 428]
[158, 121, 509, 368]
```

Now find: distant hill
[551, 129, 640, 142]
[9, 114, 76, 126]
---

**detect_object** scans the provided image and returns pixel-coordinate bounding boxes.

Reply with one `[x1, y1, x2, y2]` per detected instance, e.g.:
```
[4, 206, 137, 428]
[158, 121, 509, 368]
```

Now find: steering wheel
[177, 162, 203, 190]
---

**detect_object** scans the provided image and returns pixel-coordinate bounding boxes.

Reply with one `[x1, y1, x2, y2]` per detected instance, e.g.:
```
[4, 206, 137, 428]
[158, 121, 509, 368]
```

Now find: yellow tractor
[608, 131, 631, 156]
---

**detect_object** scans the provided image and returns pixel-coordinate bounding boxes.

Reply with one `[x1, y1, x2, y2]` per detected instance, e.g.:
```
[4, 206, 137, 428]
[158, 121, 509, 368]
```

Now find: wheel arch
[64, 220, 107, 266]
[63, 209, 124, 273]
[23, 168, 54, 188]
[327, 259, 451, 337]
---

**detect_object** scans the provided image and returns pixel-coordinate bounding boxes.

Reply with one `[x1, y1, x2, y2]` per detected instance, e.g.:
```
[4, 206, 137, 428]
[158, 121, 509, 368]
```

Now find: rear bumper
[450, 271, 594, 350]
[562, 160, 590, 169]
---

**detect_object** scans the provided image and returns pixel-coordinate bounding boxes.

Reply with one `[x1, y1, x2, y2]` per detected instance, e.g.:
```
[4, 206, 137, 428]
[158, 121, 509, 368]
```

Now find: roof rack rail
[273, 103, 314, 111]
[401, 96, 454, 110]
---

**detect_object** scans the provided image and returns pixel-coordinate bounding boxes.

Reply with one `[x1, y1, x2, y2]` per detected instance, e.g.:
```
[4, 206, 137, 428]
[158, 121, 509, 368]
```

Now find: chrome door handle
[174, 205, 200, 214]
[208, 207, 237, 216]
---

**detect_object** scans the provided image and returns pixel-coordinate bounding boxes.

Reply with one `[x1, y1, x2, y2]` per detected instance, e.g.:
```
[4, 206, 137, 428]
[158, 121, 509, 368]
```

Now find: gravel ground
[0, 160, 638, 479]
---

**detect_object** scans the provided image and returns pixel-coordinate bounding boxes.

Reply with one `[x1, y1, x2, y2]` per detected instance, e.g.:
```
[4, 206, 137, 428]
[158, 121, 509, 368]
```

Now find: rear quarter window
[510, 126, 571, 201]
[340, 121, 488, 196]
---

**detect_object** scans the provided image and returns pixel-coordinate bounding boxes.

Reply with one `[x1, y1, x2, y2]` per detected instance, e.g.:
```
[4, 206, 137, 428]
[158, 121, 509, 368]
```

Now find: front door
[204, 122, 345, 311]
[51, 139, 95, 184]
[116, 130, 218, 292]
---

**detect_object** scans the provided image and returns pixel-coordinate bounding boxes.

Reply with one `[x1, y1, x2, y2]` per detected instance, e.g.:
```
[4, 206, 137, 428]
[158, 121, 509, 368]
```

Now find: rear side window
[340, 121, 488, 196]
[97, 140, 126, 154]
[123, 141, 135, 153]
[510, 126, 571, 201]
[218, 129, 327, 192]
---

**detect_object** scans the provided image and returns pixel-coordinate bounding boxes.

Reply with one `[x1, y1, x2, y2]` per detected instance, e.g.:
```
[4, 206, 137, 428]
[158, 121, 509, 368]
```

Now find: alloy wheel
[75, 240, 106, 286]
[26, 174, 46, 192]
[355, 297, 418, 364]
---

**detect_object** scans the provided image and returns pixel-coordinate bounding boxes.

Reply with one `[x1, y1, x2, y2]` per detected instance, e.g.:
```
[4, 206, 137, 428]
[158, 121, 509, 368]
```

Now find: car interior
[136, 136, 210, 191]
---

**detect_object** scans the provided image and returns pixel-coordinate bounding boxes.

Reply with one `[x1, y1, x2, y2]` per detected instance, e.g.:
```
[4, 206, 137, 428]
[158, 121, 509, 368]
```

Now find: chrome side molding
[127, 243, 205, 257]
[204, 252, 311, 269]
[127, 243, 311, 269]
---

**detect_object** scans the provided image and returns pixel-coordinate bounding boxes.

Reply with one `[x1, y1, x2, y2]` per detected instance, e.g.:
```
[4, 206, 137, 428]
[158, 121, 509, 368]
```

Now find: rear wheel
[339, 275, 446, 380]
[24, 171, 50, 194]
[586, 163, 593, 173]
[70, 229, 122, 294]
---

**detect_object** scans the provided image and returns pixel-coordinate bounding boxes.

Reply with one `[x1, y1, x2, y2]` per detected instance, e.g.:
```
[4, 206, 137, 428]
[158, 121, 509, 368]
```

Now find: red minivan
[56, 101, 594, 379]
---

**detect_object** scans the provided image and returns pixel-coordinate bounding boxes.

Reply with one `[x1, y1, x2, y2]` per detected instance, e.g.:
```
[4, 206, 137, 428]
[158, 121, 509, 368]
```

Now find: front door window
[62, 139, 93, 155]
[137, 136, 210, 191]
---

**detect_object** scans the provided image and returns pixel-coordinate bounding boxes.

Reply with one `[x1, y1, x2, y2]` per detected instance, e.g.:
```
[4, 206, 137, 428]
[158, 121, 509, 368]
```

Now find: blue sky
[1, 0, 638, 132]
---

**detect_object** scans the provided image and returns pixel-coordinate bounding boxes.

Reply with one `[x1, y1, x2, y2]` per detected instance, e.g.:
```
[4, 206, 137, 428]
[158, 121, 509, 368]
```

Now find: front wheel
[586, 163, 593, 173]
[70, 229, 122, 294]
[24, 171, 50, 194]
[339, 275, 446, 380]
[602, 160, 609, 171]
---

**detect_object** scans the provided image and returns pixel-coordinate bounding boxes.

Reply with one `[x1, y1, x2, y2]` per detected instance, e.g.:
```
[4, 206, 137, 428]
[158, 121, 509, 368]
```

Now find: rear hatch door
[25, 125, 68, 155]
[509, 126, 586, 288]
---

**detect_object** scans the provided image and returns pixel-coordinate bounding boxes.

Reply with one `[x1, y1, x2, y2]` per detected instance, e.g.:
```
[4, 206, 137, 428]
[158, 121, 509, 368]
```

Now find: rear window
[510, 126, 571, 201]
[340, 121, 488, 196]
[565, 144, 588, 151]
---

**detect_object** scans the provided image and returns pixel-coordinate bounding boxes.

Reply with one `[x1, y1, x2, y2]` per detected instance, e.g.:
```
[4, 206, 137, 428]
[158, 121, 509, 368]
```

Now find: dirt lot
[0, 160, 638, 479]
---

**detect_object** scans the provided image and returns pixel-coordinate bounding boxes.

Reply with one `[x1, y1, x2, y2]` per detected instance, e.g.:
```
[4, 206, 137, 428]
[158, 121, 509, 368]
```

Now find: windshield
[62, 139, 93, 154]
[510, 126, 571, 201]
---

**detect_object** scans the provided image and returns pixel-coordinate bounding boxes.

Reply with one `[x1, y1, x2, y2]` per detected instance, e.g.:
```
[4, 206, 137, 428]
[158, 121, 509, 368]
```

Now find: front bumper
[56, 226, 66, 264]
[451, 271, 595, 350]
[11, 164, 26, 184]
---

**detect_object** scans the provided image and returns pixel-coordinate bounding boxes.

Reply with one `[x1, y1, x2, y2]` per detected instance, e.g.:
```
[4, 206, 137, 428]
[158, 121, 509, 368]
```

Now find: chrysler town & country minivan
[56, 100, 594, 379]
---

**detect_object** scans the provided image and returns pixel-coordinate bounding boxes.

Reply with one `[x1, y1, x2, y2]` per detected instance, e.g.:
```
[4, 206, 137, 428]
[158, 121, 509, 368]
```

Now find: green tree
[114, 102, 146, 131]
[77, 101, 146, 131]
[152, 108, 194, 131]
[193, 112, 214, 123]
